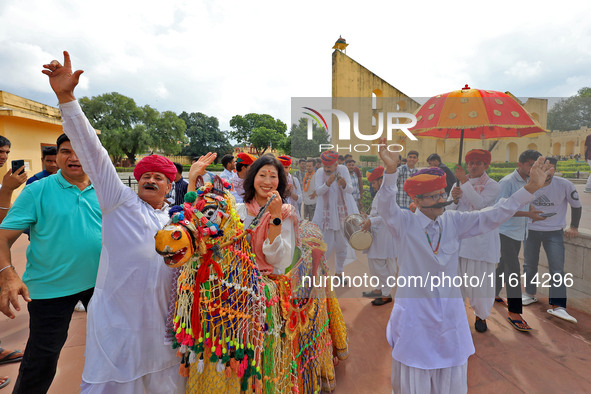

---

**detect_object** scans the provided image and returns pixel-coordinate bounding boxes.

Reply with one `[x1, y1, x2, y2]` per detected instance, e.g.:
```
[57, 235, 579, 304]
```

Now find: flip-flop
[0, 349, 23, 365]
[507, 317, 532, 332]
[495, 297, 508, 308]
[0, 377, 9, 389]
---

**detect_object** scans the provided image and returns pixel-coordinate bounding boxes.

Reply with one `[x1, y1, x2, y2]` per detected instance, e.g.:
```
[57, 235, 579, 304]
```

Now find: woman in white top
[236, 155, 298, 275]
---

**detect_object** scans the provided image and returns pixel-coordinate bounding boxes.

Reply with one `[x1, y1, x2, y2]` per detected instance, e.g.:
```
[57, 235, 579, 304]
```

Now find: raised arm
[376, 138, 407, 238]
[42, 51, 125, 211]
[456, 156, 555, 239]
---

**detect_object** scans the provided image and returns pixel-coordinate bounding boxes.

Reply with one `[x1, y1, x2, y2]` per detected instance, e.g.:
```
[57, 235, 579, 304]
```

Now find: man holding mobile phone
[0, 136, 28, 223]
[522, 157, 582, 323]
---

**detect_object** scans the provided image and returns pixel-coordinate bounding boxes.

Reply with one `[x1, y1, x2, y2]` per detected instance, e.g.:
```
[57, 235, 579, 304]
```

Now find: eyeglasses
[417, 192, 448, 201]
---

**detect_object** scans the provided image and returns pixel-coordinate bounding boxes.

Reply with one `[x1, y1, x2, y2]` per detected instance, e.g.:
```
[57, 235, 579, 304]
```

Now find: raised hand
[42, 51, 84, 103]
[2, 167, 27, 191]
[189, 152, 217, 183]
[376, 137, 399, 173]
[525, 156, 555, 194]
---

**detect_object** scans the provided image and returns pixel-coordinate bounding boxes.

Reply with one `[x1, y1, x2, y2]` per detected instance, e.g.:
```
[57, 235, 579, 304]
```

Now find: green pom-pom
[184, 191, 197, 203]
[221, 354, 230, 364]
[210, 354, 218, 363]
[240, 377, 248, 391]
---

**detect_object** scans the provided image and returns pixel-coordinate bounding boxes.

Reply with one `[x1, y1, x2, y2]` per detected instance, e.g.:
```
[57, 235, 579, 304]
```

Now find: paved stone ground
[1, 184, 590, 393]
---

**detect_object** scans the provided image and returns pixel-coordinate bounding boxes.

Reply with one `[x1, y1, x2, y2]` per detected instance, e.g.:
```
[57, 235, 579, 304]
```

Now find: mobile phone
[11, 160, 25, 175]
[539, 212, 556, 218]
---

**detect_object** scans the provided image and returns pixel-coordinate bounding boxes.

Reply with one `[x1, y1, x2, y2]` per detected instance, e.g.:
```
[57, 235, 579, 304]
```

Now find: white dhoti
[391, 359, 467, 394]
[323, 228, 356, 274]
[81, 364, 185, 394]
[458, 257, 497, 320]
[368, 257, 396, 297]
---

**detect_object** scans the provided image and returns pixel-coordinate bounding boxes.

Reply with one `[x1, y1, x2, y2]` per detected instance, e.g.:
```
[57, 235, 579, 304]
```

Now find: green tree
[283, 118, 330, 157]
[229, 113, 287, 155]
[179, 112, 232, 160]
[79, 93, 187, 164]
[548, 87, 591, 131]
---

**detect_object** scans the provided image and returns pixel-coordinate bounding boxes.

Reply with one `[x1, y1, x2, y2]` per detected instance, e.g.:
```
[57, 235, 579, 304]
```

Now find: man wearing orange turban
[361, 166, 396, 305]
[374, 138, 554, 394]
[447, 149, 500, 333]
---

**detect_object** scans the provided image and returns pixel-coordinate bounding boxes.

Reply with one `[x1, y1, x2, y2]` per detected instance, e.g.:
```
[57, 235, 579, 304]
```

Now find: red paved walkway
[1, 184, 590, 393]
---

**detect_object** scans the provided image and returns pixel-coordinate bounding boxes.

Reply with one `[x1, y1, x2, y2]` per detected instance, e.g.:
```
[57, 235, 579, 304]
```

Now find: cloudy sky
[1, 0, 590, 131]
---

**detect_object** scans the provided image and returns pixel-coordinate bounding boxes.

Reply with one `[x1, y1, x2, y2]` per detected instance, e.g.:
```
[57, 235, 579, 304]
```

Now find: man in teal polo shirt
[0, 133, 102, 394]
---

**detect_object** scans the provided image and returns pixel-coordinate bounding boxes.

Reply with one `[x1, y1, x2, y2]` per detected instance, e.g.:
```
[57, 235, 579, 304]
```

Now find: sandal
[507, 317, 532, 332]
[0, 348, 23, 365]
[495, 297, 508, 308]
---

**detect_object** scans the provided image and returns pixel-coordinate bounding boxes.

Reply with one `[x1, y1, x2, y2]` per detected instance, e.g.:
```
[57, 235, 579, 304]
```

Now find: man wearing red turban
[231, 153, 257, 203]
[361, 166, 396, 305]
[313, 150, 359, 282]
[375, 138, 554, 394]
[278, 155, 301, 217]
[447, 149, 500, 333]
[42, 51, 217, 393]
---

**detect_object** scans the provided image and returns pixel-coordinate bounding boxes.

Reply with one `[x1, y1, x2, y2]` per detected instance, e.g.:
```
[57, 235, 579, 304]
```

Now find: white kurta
[377, 172, 535, 370]
[447, 174, 501, 319]
[312, 165, 358, 271]
[235, 204, 296, 274]
[60, 101, 183, 388]
[367, 195, 397, 297]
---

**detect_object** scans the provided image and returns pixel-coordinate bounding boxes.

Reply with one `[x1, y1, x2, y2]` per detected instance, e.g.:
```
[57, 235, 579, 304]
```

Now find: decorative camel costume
[155, 176, 348, 393]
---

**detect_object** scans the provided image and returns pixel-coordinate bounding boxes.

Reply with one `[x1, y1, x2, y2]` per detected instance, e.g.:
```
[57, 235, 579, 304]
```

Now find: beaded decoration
[155, 177, 349, 393]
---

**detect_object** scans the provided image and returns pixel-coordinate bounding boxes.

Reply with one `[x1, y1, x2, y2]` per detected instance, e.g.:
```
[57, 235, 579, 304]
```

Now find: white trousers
[587, 160, 591, 189]
[368, 257, 396, 297]
[323, 228, 350, 274]
[81, 364, 186, 394]
[458, 257, 496, 320]
[391, 359, 467, 394]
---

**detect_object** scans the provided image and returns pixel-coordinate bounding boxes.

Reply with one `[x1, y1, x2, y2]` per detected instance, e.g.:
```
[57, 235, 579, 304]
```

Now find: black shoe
[475, 317, 487, 333]
[371, 297, 392, 306]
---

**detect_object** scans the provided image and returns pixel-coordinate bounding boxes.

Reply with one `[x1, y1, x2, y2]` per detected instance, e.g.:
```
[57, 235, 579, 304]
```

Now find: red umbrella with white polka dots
[410, 84, 547, 165]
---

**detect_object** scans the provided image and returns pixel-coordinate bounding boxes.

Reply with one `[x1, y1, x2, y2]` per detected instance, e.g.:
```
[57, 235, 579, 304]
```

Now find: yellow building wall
[0, 91, 63, 201]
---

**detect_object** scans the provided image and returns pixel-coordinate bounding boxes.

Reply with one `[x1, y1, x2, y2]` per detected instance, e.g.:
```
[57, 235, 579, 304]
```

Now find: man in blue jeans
[522, 157, 581, 323]
[0, 133, 101, 394]
[495, 150, 546, 331]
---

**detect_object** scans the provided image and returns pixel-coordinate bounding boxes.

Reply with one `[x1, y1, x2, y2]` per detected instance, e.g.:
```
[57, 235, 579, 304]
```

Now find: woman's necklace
[425, 222, 442, 254]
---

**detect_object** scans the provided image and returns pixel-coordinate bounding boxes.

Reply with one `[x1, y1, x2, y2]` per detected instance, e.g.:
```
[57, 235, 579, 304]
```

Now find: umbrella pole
[458, 128, 464, 166]
[456, 129, 465, 186]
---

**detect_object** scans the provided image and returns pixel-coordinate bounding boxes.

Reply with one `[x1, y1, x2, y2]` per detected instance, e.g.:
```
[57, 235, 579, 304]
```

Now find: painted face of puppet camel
[154, 176, 233, 267]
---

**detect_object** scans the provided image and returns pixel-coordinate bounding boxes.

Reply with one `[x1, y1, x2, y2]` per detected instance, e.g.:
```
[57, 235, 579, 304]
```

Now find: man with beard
[42, 51, 215, 393]
[312, 150, 358, 281]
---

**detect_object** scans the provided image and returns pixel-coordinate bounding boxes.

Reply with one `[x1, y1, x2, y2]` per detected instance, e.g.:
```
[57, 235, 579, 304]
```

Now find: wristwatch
[271, 217, 282, 226]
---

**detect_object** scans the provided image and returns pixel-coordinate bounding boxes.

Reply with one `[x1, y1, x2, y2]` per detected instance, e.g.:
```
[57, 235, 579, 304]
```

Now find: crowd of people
[0, 51, 587, 393]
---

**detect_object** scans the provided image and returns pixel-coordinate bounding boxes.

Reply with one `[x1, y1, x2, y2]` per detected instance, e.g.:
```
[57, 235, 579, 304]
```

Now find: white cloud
[1, 0, 590, 131]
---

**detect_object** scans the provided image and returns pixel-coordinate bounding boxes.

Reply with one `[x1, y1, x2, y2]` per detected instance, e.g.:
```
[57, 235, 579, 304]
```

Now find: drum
[344, 214, 373, 251]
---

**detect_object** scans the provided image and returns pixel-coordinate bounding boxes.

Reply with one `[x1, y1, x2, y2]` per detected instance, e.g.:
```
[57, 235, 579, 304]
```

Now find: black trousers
[495, 234, 523, 314]
[13, 288, 94, 394]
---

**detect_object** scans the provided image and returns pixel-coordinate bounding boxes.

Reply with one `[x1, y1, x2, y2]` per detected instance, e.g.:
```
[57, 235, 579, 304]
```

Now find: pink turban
[133, 155, 177, 183]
